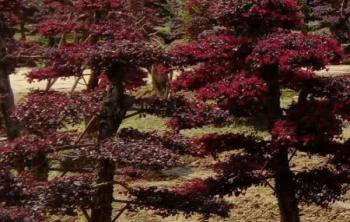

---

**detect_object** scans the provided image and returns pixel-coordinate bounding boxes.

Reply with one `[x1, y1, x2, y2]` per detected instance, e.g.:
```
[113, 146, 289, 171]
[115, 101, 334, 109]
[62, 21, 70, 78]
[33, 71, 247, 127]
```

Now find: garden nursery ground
[10, 67, 350, 222]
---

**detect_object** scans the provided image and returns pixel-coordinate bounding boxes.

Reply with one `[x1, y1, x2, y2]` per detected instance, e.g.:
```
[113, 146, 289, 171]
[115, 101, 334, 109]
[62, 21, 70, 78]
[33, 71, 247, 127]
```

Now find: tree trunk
[261, 64, 282, 124]
[0, 29, 20, 140]
[87, 67, 100, 90]
[261, 64, 300, 222]
[0, 72, 20, 140]
[90, 63, 133, 222]
[20, 22, 26, 40]
[91, 159, 115, 222]
[30, 153, 49, 181]
[275, 149, 300, 222]
[150, 65, 169, 98]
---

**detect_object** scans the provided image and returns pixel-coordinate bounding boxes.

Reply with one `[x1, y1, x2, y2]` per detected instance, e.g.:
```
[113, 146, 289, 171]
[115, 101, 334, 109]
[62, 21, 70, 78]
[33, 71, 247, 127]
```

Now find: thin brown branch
[124, 111, 141, 119]
[112, 204, 130, 222]
[135, 89, 152, 99]
[75, 115, 98, 145]
[82, 75, 89, 86]
[113, 199, 134, 204]
[80, 208, 91, 222]
[49, 168, 93, 173]
[288, 149, 298, 163]
[54, 143, 97, 152]
[45, 78, 58, 91]
[71, 77, 81, 93]
[263, 178, 277, 193]
[15, 55, 45, 59]
[114, 181, 133, 192]
[341, 0, 348, 18]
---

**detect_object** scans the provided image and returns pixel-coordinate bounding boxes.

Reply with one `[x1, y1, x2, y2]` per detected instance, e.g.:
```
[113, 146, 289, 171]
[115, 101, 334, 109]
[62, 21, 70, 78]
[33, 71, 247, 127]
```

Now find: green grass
[121, 114, 169, 133]
[121, 113, 270, 139]
[281, 89, 298, 108]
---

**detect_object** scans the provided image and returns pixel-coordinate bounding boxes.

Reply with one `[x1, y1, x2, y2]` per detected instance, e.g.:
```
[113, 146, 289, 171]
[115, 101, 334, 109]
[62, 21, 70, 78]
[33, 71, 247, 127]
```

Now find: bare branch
[80, 208, 91, 222]
[75, 115, 98, 145]
[112, 204, 130, 222]
[54, 143, 97, 153]
[124, 111, 142, 119]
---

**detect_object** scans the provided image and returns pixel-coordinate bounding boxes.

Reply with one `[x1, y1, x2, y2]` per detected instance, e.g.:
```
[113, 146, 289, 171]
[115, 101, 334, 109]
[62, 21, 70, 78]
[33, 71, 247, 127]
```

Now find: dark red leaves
[117, 128, 191, 155]
[137, 96, 231, 130]
[308, 0, 350, 42]
[306, 76, 350, 120]
[170, 34, 250, 65]
[96, 138, 179, 168]
[271, 120, 298, 147]
[286, 100, 342, 145]
[14, 90, 104, 133]
[205, 0, 304, 35]
[88, 20, 144, 41]
[131, 186, 232, 218]
[41, 174, 96, 215]
[74, 0, 121, 13]
[81, 128, 180, 168]
[3, 40, 44, 72]
[0, 170, 27, 206]
[0, 0, 20, 12]
[167, 101, 230, 130]
[192, 133, 266, 155]
[0, 205, 43, 222]
[196, 74, 269, 116]
[37, 19, 75, 37]
[42, 43, 88, 79]
[27, 67, 59, 81]
[295, 169, 350, 207]
[0, 132, 76, 167]
[248, 33, 344, 82]
[0, 0, 22, 23]
[87, 40, 165, 68]
[200, 148, 274, 198]
[0, 136, 53, 167]
[171, 62, 237, 91]
[173, 179, 211, 196]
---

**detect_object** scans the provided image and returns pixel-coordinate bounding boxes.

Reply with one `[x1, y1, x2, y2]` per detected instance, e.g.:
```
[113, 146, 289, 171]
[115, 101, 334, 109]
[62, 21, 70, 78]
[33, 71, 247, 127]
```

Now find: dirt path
[10, 67, 87, 101]
[316, 65, 350, 76]
[11, 65, 350, 97]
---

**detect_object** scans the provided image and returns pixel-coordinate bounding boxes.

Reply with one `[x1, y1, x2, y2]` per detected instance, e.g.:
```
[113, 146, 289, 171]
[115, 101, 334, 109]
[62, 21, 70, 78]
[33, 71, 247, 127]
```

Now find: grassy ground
[11, 67, 350, 221]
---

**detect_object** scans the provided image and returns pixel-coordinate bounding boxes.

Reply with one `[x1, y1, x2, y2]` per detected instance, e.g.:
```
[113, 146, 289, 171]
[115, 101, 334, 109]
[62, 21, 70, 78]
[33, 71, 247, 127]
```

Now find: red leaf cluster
[130, 186, 232, 219]
[74, 0, 121, 12]
[41, 174, 96, 215]
[197, 74, 269, 116]
[82, 128, 180, 168]
[37, 19, 75, 37]
[170, 34, 250, 65]
[192, 133, 266, 155]
[14, 90, 104, 134]
[295, 169, 349, 207]
[271, 120, 298, 147]
[204, 0, 304, 35]
[0, 205, 43, 222]
[247, 33, 344, 82]
[286, 100, 343, 145]
[136, 96, 231, 130]
[172, 179, 210, 196]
